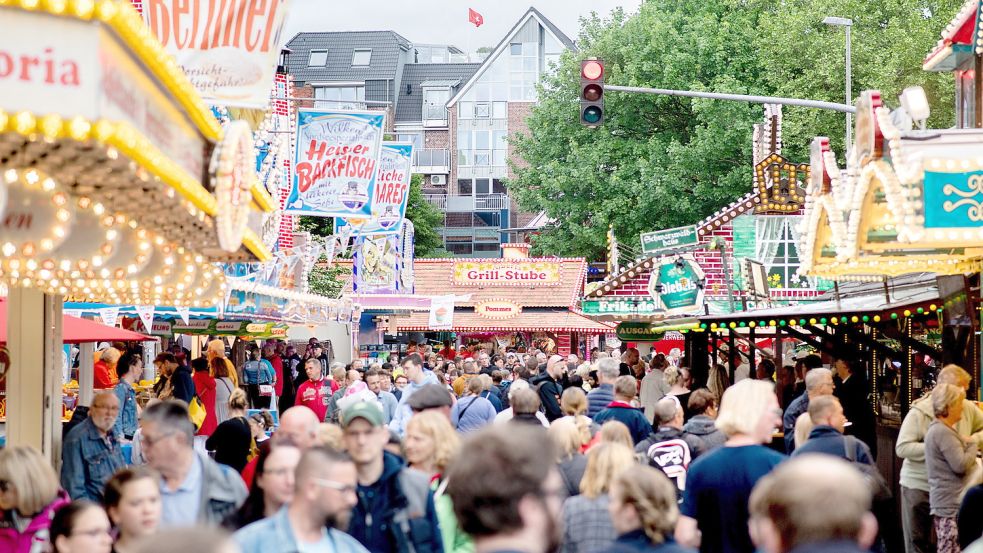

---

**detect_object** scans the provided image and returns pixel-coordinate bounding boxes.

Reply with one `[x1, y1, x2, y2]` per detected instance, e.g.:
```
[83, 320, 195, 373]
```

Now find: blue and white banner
[335, 142, 414, 236]
[285, 109, 386, 217]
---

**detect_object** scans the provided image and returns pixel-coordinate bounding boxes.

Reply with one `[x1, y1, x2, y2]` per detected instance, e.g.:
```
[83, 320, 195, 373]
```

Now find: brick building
[284, 7, 575, 257]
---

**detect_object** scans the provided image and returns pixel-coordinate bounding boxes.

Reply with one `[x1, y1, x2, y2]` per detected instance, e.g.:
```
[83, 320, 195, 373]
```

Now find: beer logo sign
[475, 300, 522, 320]
[647, 256, 705, 316]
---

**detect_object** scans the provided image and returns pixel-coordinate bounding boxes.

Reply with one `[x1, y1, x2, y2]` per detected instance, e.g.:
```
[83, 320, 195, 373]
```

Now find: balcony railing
[424, 193, 510, 212]
[413, 148, 449, 168]
[424, 105, 448, 122]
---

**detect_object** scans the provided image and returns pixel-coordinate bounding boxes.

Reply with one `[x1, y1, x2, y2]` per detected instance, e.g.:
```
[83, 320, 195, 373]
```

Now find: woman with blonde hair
[550, 417, 590, 497]
[707, 364, 730, 402]
[675, 379, 786, 552]
[664, 366, 694, 421]
[0, 445, 71, 552]
[598, 420, 635, 450]
[561, 442, 637, 553]
[205, 388, 253, 473]
[599, 464, 694, 553]
[405, 411, 472, 553]
[926, 383, 979, 553]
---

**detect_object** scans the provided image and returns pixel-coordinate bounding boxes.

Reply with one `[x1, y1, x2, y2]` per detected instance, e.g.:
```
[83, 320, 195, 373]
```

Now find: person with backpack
[242, 346, 276, 409]
[342, 400, 444, 553]
[531, 355, 566, 422]
[635, 398, 708, 496]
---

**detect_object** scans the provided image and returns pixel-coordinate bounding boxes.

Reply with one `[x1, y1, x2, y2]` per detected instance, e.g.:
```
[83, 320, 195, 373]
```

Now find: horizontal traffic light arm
[604, 85, 856, 114]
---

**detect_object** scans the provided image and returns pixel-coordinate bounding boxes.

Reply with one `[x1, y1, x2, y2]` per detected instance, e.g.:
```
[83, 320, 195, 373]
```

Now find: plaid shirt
[561, 494, 616, 553]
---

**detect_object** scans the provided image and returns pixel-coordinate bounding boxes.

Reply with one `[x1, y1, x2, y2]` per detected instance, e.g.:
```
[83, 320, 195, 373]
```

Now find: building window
[458, 130, 507, 170]
[308, 50, 327, 66]
[493, 101, 507, 118]
[458, 179, 473, 195]
[352, 49, 372, 66]
[395, 133, 423, 151]
[510, 41, 538, 101]
[474, 242, 501, 253]
[314, 85, 365, 110]
[755, 216, 812, 290]
[474, 102, 491, 118]
[423, 88, 450, 122]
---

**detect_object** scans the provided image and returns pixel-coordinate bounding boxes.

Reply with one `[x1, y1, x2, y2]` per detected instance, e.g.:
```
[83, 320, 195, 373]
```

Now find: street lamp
[823, 16, 853, 153]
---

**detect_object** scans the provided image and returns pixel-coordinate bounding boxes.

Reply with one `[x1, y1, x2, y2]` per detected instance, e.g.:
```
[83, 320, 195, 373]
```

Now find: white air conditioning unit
[430, 174, 447, 185]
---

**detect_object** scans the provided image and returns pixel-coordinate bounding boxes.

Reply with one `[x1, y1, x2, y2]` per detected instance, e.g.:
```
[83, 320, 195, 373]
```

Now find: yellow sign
[453, 261, 561, 286]
[475, 300, 523, 319]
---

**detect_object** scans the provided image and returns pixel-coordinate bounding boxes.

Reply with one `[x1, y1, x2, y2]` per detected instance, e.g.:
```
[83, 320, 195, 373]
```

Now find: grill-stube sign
[453, 261, 561, 286]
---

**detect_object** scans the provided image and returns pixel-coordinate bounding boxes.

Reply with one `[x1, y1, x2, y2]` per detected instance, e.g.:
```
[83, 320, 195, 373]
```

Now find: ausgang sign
[453, 261, 561, 286]
[475, 300, 522, 319]
[647, 255, 705, 316]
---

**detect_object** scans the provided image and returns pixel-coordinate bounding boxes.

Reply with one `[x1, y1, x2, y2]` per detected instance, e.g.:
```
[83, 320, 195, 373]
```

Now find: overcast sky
[281, 0, 644, 54]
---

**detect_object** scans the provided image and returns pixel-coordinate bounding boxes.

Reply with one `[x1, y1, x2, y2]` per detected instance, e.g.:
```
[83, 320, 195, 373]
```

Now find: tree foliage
[308, 263, 351, 298]
[509, 0, 961, 259]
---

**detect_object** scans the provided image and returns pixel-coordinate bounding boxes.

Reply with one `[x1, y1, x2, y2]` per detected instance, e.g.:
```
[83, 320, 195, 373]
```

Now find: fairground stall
[375, 244, 613, 358]
[0, 0, 277, 461]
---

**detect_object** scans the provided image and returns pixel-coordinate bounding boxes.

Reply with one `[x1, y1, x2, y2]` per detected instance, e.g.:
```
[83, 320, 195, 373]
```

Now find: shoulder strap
[843, 435, 857, 462]
[456, 397, 477, 427]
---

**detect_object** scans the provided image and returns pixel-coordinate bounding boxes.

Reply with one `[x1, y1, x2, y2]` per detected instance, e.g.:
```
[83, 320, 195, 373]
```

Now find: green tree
[307, 263, 351, 297]
[510, 0, 962, 259]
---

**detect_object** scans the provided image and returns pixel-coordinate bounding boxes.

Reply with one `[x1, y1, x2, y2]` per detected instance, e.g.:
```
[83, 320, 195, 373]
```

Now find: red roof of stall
[0, 300, 153, 343]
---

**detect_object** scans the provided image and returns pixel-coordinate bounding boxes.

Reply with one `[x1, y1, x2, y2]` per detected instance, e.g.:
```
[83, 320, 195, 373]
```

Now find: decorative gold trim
[1, 0, 222, 141]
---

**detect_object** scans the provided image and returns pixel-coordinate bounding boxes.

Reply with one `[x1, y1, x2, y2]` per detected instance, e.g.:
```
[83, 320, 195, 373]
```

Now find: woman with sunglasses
[0, 445, 71, 553]
[103, 468, 161, 553]
[50, 500, 113, 553]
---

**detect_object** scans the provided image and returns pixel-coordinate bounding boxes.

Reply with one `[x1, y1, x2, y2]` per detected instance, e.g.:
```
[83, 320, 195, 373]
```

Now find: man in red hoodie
[295, 359, 330, 421]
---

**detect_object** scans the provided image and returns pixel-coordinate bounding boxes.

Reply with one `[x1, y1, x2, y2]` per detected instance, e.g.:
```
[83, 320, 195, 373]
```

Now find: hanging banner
[335, 142, 414, 236]
[135, 305, 156, 333]
[429, 295, 455, 330]
[353, 234, 400, 294]
[98, 307, 120, 327]
[285, 110, 386, 218]
[175, 306, 191, 325]
[142, 0, 292, 108]
[646, 255, 706, 316]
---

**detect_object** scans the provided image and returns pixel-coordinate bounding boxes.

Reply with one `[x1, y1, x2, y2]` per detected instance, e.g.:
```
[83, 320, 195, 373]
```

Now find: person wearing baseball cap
[341, 400, 443, 553]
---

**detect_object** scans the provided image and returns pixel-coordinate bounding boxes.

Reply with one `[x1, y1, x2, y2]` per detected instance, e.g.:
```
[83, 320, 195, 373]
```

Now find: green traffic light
[583, 106, 602, 124]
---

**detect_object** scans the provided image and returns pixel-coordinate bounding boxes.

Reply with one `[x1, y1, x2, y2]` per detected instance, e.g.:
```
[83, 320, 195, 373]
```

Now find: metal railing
[424, 193, 510, 211]
[413, 149, 449, 168]
[424, 105, 448, 121]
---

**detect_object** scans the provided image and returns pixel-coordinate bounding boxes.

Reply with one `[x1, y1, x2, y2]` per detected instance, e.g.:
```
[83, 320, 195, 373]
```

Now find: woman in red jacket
[192, 356, 217, 437]
[93, 348, 121, 390]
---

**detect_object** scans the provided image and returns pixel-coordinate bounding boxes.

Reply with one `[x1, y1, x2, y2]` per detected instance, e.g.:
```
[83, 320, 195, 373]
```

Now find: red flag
[468, 8, 484, 27]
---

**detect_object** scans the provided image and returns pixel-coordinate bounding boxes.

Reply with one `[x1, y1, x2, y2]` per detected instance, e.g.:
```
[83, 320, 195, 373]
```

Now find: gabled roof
[448, 7, 577, 107]
[395, 63, 481, 123]
[924, 0, 981, 70]
[285, 31, 412, 84]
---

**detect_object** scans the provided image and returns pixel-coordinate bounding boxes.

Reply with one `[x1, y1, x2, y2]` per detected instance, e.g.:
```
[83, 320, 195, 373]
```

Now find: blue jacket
[594, 402, 654, 445]
[349, 451, 443, 553]
[792, 425, 874, 465]
[113, 380, 138, 438]
[171, 365, 196, 404]
[390, 371, 440, 436]
[60, 418, 126, 501]
[594, 529, 696, 553]
[235, 505, 368, 553]
[783, 393, 809, 453]
[587, 384, 615, 418]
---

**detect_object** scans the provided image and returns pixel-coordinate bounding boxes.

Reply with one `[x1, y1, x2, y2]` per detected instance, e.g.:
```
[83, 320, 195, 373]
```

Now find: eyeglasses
[312, 478, 357, 495]
[71, 527, 112, 538]
[0, 480, 10, 492]
[140, 431, 175, 447]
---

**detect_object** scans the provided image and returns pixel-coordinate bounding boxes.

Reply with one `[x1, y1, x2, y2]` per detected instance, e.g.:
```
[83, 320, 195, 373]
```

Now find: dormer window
[308, 50, 327, 66]
[352, 49, 372, 66]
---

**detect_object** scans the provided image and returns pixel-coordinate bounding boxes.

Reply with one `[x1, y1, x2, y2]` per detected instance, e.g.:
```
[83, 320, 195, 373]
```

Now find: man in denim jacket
[234, 446, 368, 553]
[61, 391, 126, 501]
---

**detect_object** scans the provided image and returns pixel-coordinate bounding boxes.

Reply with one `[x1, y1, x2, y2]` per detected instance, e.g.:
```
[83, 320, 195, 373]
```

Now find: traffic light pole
[605, 85, 856, 114]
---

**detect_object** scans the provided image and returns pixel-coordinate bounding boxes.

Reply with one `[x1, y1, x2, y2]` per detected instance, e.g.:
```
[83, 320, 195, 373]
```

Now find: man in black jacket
[833, 358, 877, 460]
[530, 355, 565, 422]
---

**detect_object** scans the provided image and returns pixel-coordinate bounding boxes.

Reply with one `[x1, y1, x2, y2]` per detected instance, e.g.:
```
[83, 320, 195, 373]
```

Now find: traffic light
[580, 59, 604, 127]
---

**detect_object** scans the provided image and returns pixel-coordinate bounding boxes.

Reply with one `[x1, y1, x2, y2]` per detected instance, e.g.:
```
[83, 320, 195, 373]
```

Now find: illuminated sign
[453, 261, 561, 286]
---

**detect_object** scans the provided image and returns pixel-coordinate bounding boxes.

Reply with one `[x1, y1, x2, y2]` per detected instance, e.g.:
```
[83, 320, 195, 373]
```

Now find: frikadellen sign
[647, 255, 705, 316]
[640, 225, 698, 256]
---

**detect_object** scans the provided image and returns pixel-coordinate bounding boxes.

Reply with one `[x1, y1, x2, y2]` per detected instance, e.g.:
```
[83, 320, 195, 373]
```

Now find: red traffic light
[582, 60, 603, 80]
[583, 83, 603, 102]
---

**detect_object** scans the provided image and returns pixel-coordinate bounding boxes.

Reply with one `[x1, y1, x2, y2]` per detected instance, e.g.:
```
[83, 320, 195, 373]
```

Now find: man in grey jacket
[141, 400, 248, 527]
[896, 365, 983, 553]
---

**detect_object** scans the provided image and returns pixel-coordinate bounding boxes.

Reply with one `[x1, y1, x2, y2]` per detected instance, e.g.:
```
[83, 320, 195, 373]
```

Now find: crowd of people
[2, 339, 983, 553]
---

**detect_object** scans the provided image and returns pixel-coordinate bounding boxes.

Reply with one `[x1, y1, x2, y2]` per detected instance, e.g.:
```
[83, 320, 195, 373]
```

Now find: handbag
[259, 384, 274, 397]
[188, 395, 206, 430]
